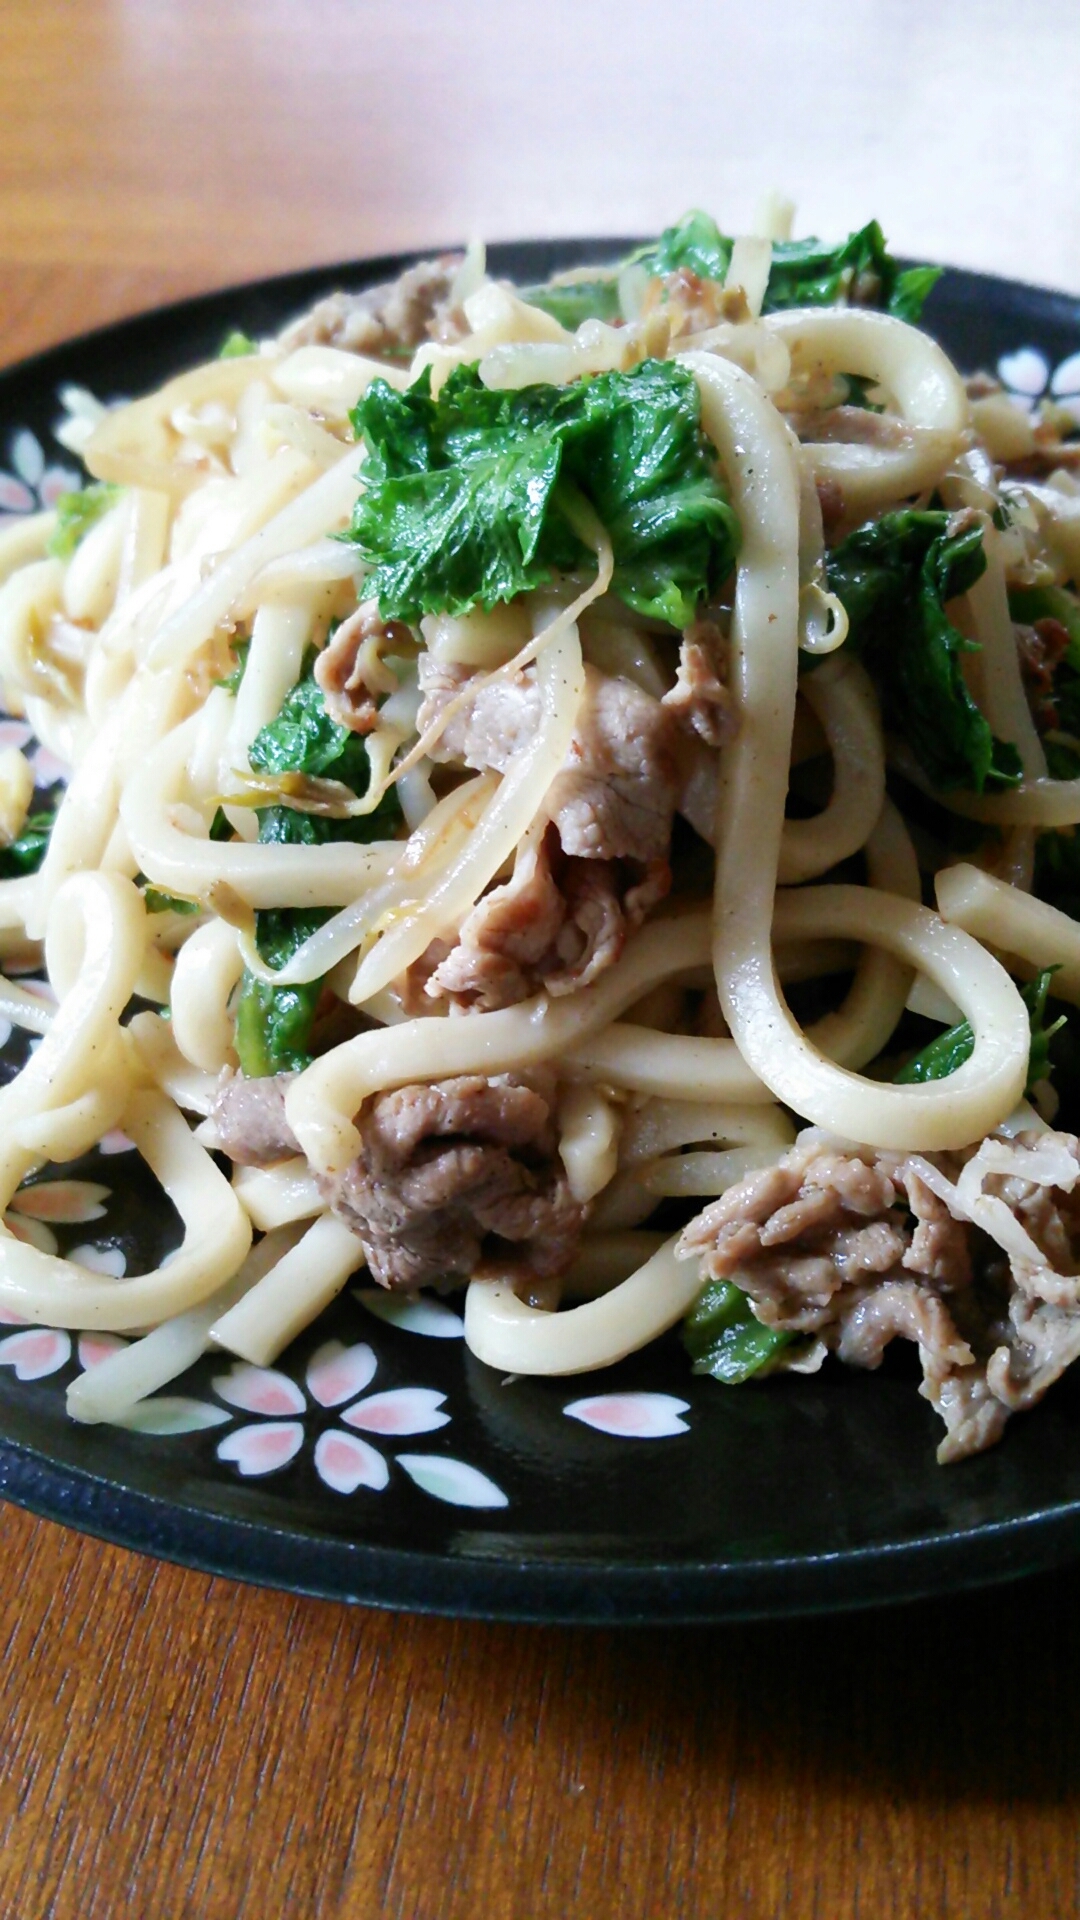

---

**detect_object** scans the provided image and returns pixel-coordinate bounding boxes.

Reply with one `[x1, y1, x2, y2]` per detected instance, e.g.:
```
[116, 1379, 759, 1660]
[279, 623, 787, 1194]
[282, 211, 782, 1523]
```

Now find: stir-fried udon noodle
[5, 207, 1080, 1465]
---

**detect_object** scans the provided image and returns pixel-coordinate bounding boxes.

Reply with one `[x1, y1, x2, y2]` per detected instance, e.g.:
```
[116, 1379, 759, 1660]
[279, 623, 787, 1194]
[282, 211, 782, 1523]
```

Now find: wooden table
[3, 4, 1080, 1913]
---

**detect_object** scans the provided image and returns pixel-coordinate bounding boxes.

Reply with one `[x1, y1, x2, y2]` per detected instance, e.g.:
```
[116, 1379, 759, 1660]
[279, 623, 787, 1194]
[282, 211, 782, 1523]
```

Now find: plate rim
[4, 1427, 1080, 1623]
[2, 242, 1080, 1623]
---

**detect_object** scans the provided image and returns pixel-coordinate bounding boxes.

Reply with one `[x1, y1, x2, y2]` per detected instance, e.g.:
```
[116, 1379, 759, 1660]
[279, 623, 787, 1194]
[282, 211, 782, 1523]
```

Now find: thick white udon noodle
[0, 284, 1054, 1412]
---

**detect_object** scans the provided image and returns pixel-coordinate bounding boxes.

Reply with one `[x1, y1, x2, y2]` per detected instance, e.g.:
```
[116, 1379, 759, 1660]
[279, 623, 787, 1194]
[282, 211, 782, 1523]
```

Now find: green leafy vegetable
[46, 482, 122, 560]
[828, 509, 1023, 793]
[0, 806, 56, 880]
[143, 887, 198, 916]
[219, 330, 258, 359]
[895, 969, 1065, 1093]
[234, 905, 327, 1078]
[1008, 583, 1080, 655]
[633, 212, 941, 321]
[348, 359, 740, 627]
[518, 276, 623, 330]
[248, 658, 376, 791]
[234, 652, 401, 1077]
[683, 1276, 795, 1383]
[215, 640, 250, 694]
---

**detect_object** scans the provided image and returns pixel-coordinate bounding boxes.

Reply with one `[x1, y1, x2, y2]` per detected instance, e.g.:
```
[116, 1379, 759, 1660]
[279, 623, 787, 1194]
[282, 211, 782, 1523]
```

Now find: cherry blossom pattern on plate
[2, 1177, 121, 1272]
[0, 426, 80, 523]
[564, 1393, 691, 1439]
[210, 1338, 508, 1508]
[997, 347, 1080, 424]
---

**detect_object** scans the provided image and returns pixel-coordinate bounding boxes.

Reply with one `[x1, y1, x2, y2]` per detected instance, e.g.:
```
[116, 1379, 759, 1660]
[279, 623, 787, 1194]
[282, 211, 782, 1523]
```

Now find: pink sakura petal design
[0, 1326, 72, 1381]
[354, 1287, 465, 1338]
[77, 1332, 129, 1371]
[343, 1387, 449, 1437]
[68, 1244, 127, 1278]
[396, 1454, 508, 1509]
[0, 474, 35, 514]
[99, 1129, 137, 1156]
[998, 347, 1049, 398]
[563, 1392, 691, 1439]
[29, 744, 70, 788]
[3, 1212, 58, 1256]
[39, 465, 81, 507]
[10, 1178, 110, 1223]
[0, 1303, 28, 1325]
[305, 1338, 377, 1409]
[314, 1429, 389, 1494]
[216, 1420, 304, 1476]
[10, 430, 44, 489]
[0, 719, 33, 751]
[211, 1361, 306, 1417]
[6, 974, 55, 1000]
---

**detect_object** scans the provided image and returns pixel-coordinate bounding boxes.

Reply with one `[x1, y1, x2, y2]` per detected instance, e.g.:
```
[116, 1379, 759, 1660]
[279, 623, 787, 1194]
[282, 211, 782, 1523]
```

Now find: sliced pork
[425, 822, 668, 1010]
[280, 255, 465, 357]
[661, 621, 738, 748]
[417, 659, 681, 866]
[314, 602, 410, 734]
[318, 1072, 584, 1290]
[677, 1127, 1080, 1463]
[211, 1070, 299, 1167]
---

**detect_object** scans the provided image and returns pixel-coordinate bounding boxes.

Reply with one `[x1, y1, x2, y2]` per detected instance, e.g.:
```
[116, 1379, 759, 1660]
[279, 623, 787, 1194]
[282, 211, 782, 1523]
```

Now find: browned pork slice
[318, 1073, 585, 1290]
[1015, 616, 1071, 732]
[417, 659, 681, 865]
[211, 1070, 300, 1167]
[661, 621, 738, 748]
[425, 824, 669, 1009]
[415, 658, 679, 1006]
[314, 602, 412, 734]
[280, 255, 465, 357]
[677, 1128, 1080, 1463]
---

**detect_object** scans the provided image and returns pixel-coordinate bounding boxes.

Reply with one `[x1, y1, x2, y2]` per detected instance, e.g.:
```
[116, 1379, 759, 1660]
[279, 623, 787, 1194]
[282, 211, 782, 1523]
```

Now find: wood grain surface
[3, 3, 1080, 1914]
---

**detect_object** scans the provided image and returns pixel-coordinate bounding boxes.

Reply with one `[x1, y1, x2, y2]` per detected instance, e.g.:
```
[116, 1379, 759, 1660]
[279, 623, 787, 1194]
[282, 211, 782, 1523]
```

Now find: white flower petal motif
[0, 1327, 72, 1381]
[355, 1288, 465, 1338]
[344, 1387, 450, 1437]
[69, 1244, 127, 1277]
[0, 475, 35, 515]
[563, 1392, 691, 1439]
[119, 1397, 232, 1435]
[396, 1454, 508, 1508]
[11, 430, 44, 488]
[77, 1332, 129, 1371]
[0, 1016, 11, 1052]
[305, 1338, 377, 1408]
[998, 347, 1049, 397]
[10, 1178, 110, 1223]
[3, 1212, 58, 1257]
[9, 976, 55, 1003]
[0, 720, 33, 751]
[212, 1361, 306, 1417]
[1050, 351, 1080, 398]
[29, 744, 70, 788]
[217, 1420, 305, 1475]
[99, 1129, 137, 1156]
[314, 1428, 389, 1494]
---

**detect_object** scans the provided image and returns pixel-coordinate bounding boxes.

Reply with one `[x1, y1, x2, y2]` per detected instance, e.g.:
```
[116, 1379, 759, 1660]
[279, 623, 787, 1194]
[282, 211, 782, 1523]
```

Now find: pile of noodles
[0, 214, 1077, 1438]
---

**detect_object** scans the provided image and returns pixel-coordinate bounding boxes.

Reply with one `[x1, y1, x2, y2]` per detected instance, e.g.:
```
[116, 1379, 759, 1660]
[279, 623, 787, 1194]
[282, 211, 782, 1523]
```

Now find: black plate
[1, 244, 1079, 1624]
